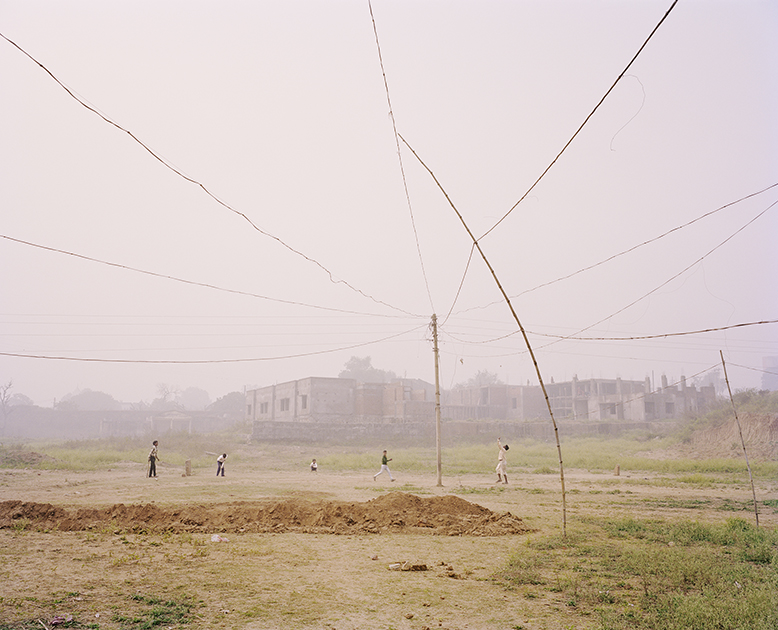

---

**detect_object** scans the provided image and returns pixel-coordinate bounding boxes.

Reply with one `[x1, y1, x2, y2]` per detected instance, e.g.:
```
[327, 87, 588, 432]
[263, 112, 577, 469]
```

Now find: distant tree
[150, 383, 182, 411]
[60, 389, 121, 411]
[209, 391, 246, 416]
[338, 356, 398, 383]
[54, 399, 78, 412]
[0, 380, 13, 435]
[178, 387, 211, 411]
[8, 393, 34, 407]
[456, 370, 504, 389]
[156, 383, 180, 403]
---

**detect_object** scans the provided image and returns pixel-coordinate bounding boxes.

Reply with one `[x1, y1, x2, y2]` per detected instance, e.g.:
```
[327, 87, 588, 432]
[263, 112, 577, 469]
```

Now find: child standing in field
[496, 437, 509, 484]
[373, 449, 395, 482]
[148, 440, 160, 478]
[216, 453, 227, 476]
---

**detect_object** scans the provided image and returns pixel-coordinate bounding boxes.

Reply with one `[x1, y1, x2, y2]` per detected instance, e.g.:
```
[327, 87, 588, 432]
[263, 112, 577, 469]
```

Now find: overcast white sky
[1, 0, 776, 406]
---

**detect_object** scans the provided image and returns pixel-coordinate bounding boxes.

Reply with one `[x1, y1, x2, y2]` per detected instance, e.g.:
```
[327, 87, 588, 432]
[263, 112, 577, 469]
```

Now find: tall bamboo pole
[400, 137, 566, 535]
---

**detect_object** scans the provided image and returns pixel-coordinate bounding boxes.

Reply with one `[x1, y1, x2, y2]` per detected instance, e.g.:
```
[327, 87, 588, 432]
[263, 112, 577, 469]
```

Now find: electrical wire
[527, 320, 778, 342]
[367, 0, 435, 314]
[0, 31, 420, 319]
[441, 244, 476, 326]
[534, 199, 778, 349]
[0, 324, 428, 364]
[457, 183, 778, 317]
[0, 233, 420, 319]
[479, 0, 680, 239]
[441, 319, 778, 346]
[727, 363, 778, 378]
[511, 183, 778, 301]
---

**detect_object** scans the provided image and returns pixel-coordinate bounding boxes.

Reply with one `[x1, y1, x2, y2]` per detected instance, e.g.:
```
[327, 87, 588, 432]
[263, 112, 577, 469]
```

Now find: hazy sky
[1, 0, 776, 406]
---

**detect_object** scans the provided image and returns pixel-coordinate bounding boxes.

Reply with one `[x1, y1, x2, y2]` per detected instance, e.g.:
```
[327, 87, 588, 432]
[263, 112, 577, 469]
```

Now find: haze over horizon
[1, 1, 776, 407]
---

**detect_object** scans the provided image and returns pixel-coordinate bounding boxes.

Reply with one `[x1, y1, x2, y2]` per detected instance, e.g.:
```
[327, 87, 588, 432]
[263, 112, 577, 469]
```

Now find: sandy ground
[0, 458, 775, 630]
[1, 458, 773, 527]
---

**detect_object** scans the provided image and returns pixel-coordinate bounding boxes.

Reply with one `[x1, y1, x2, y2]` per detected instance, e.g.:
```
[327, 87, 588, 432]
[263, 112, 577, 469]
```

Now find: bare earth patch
[0, 492, 531, 536]
[0, 448, 774, 630]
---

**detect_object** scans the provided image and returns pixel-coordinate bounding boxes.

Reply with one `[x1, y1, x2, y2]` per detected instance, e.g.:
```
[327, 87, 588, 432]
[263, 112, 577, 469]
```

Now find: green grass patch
[497, 516, 778, 629]
[4, 429, 253, 472]
[5, 428, 777, 483]
[112, 593, 197, 629]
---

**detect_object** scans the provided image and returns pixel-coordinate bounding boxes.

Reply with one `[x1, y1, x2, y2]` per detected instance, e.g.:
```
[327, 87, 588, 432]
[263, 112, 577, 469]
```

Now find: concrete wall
[252, 418, 678, 446]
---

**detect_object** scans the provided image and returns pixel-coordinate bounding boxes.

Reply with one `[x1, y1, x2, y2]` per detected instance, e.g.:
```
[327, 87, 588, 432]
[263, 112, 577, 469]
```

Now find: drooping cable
[0, 233, 417, 319]
[0, 31, 420, 318]
[441, 244, 476, 327]
[536, 200, 778, 348]
[367, 0, 435, 314]
[513, 183, 778, 301]
[479, 0, 680, 240]
[0, 324, 427, 364]
[400, 132, 569, 535]
[528, 320, 778, 342]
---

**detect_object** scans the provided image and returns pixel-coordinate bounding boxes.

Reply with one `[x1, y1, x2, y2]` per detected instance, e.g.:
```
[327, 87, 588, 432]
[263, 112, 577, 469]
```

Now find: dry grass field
[0, 432, 776, 630]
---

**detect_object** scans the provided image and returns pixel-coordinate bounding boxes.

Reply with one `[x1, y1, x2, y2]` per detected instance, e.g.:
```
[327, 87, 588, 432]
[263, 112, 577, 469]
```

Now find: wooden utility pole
[431, 314, 443, 486]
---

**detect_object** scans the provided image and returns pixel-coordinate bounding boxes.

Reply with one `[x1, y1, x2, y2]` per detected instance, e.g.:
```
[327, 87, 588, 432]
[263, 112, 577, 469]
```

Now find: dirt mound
[0, 492, 531, 536]
[684, 413, 778, 460]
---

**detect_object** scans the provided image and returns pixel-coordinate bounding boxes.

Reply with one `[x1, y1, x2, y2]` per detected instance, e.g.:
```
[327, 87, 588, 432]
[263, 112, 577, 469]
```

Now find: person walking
[373, 449, 395, 482]
[495, 437, 509, 484]
[148, 440, 160, 478]
[216, 453, 227, 477]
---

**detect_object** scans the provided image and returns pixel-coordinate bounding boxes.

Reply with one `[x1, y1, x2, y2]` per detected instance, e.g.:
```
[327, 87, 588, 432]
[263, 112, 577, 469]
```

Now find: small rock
[405, 613, 414, 619]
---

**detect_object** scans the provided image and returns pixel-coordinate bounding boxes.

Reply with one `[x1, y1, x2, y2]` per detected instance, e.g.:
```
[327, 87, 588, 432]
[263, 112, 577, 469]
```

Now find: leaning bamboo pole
[402, 136, 567, 536]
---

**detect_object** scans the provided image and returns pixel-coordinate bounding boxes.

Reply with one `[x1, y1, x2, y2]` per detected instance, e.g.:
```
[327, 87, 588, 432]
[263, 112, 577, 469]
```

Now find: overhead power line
[367, 0, 435, 314]
[479, 0, 680, 239]
[399, 133, 570, 535]
[530, 320, 778, 341]
[455, 182, 778, 317]
[0, 325, 428, 364]
[0, 31, 420, 319]
[439, 319, 778, 346]
[0, 233, 418, 319]
[535, 199, 778, 349]
[512, 183, 778, 300]
[727, 363, 778, 378]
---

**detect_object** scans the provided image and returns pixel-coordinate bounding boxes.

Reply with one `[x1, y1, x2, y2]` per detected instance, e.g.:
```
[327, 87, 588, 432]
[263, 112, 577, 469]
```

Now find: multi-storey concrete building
[246, 374, 716, 425]
[245, 377, 436, 424]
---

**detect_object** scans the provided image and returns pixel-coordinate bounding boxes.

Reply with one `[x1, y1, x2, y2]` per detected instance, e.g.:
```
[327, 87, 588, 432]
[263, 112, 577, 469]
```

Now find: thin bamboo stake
[720, 350, 759, 527]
